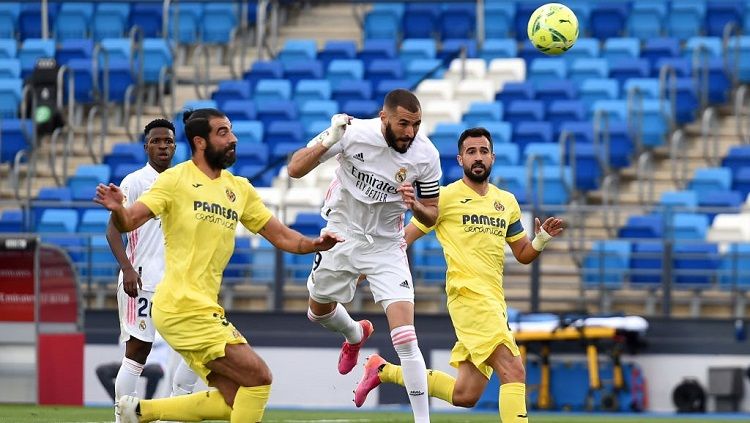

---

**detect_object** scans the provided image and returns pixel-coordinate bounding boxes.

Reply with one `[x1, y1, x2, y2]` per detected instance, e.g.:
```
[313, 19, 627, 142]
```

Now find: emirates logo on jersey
[395, 167, 407, 183]
[494, 201, 504, 212]
[225, 188, 236, 202]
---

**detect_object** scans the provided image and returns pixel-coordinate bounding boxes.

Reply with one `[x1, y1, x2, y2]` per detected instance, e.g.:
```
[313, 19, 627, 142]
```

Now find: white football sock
[114, 357, 144, 400]
[307, 304, 362, 344]
[391, 325, 430, 423]
[171, 359, 198, 396]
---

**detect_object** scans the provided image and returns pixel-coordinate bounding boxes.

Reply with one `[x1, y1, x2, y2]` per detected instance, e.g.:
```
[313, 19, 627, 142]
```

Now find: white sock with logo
[391, 325, 430, 423]
[307, 303, 362, 344]
[115, 357, 143, 401]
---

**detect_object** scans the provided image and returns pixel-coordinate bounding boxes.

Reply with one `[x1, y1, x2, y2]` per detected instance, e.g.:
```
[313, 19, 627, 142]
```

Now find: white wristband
[531, 227, 552, 252]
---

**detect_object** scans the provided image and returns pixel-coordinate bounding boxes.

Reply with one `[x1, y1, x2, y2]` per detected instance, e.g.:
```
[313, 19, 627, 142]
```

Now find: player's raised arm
[508, 216, 565, 264]
[94, 183, 155, 233]
[287, 114, 351, 178]
[258, 215, 344, 254]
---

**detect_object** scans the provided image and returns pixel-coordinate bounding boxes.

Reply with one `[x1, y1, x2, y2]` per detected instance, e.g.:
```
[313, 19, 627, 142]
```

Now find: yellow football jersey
[139, 161, 272, 313]
[412, 180, 526, 301]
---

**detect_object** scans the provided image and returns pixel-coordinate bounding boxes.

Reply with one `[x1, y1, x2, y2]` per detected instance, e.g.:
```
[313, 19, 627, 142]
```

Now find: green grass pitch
[0, 405, 747, 423]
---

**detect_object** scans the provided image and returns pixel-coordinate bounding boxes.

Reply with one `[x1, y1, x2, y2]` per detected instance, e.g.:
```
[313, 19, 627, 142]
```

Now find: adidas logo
[353, 152, 365, 162]
[408, 390, 425, 396]
[399, 280, 410, 289]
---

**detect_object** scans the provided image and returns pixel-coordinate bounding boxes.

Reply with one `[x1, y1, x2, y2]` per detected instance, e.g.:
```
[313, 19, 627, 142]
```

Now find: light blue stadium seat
[365, 59, 404, 89]
[477, 121, 512, 144]
[670, 213, 709, 240]
[201, 3, 237, 44]
[183, 99, 217, 111]
[318, 40, 357, 69]
[19, 38, 55, 78]
[326, 59, 364, 85]
[232, 120, 264, 144]
[669, 2, 705, 39]
[523, 143, 561, 166]
[569, 58, 609, 84]
[54, 2, 94, 41]
[290, 212, 326, 236]
[303, 120, 330, 141]
[235, 143, 268, 168]
[534, 79, 577, 102]
[256, 99, 298, 128]
[627, 1, 666, 40]
[660, 191, 698, 212]
[277, 39, 317, 66]
[254, 79, 292, 102]
[609, 58, 650, 86]
[583, 240, 631, 288]
[363, 9, 401, 41]
[603, 37, 641, 62]
[527, 165, 573, 205]
[399, 38, 437, 66]
[462, 101, 503, 127]
[619, 214, 664, 239]
[484, 3, 515, 39]
[479, 38, 517, 62]
[38, 209, 78, 233]
[513, 121, 553, 153]
[104, 143, 146, 170]
[405, 59, 443, 85]
[294, 79, 332, 109]
[0, 78, 22, 118]
[492, 165, 527, 202]
[93, 3, 130, 41]
[719, 243, 750, 290]
[563, 38, 600, 66]
[242, 60, 283, 89]
[78, 209, 110, 233]
[579, 78, 619, 105]
[222, 99, 256, 122]
[492, 143, 520, 167]
[342, 100, 379, 118]
[0, 39, 17, 59]
[211, 80, 252, 108]
[639, 99, 671, 147]
[265, 121, 303, 145]
[624, 78, 660, 100]
[430, 122, 467, 148]
[528, 58, 567, 84]
[168, 2, 201, 44]
[688, 167, 733, 196]
[0, 4, 19, 39]
[591, 99, 628, 121]
[68, 164, 111, 201]
[142, 38, 173, 84]
[332, 80, 372, 108]
[358, 39, 397, 67]
[99, 38, 131, 65]
[684, 36, 723, 58]
[283, 59, 324, 87]
[299, 100, 337, 130]
[547, 100, 586, 129]
[505, 100, 545, 124]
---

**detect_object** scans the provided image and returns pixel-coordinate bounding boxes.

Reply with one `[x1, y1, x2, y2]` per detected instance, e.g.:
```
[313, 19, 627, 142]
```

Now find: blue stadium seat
[19, 3, 58, 40]
[403, 3, 438, 39]
[534, 79, 577, 102]
[439, 3, 475, 41]
[283, 59, 324, 87]
[293, 79, 332, 109]
[603, 38, 641, 62]
[406, 59, 443, 86]
[669, 2, 704, 39]
[332, 80, 372, 108]
[19, 38, 55, 78]
[68, 164, 111, 201]
[399, 38, 437, 66]
[630, 241, 663, 285]
[640, 38, 680, 69]
[0, 39, 17, 59]
[430, 122, 467, 148]
[579, 78, 619, 105]
[439, 39, 477, 65]
[412, 232, 446, 284]
[684, 36, 723, 58]
[357, 39, 397, 67]
[290, 212, 326, 236]
[54, 2, 94, 41]
[256, 100, 298, 129]
[513, 3, 538, 41]
[363, 9, 400, 41]
[483, 3, 515, 39]
[505, 100, 545, 124]
[327, 59, 365, 85]
[721, 145, 750, 174]
[479, 38, 517, 63]
[590, 3, 628, 40]
[591, 99, 628, 121]
[705, 1, 743, 37]
[129, 2, 163, 37]
[627, 1, 666, 40]
[697, 190, 743, 221]
[317, 40, 357, 69]
[254, 79, 292, 102]
[168, 2, 201, 44]
[523, 143, 560, 166]
[671, 213, 709, 240]
[224, 237, 252, 279]
[56, 39, 94, 67]
[0, 78, 22, 118]
[242, 60, 283, 89]
[557, 121, 593, 145]
[222, 100, 256, 122]
[249, 238, 276, 284]
[365, 59, 404, 89]
[704, 58, 732, 104]
[270, 141, 305, 163]
[640, 99, 670, 148]
[265, 121, 303, 145]
[0, 208, 24, 233]
[609, 58, 650, 86]
[660, 190, 698, 212]
[734, 35, 750, 83]
[235, 143, 268, 168]
[673, 242, 719, 286]
[563, 38, 600, 66]
[654, 57, 692, 78]
[528, 58, 567, 84]
[104, 143, 146, 170]
[278, 39, 317, 66]
[38, 209, 78, 233]
[734, 167, 750, 198]
[342, 100, 379, 118]
[211, 80, 252, 109]
[624, 78, 660, 100]
[0, 4, 19, 39]
[32, 188, 73, 229]
[462, 102, 503, 127]
[567, 142, 601, 191]
[99, 38, 131, 64]
[93, 3, 131, 41]
[100, 58, 134, 103]
[495, 82, 535, 108]
[673, 78, 699, 124]
[526, 165, 573, 205]
[238, 165, 274, 187]
[202, 3, 237, 44]
[582, 240, 631, 288]
[299, 100, 337, 130]
[618, 214, 663, 239]
[78, 209, 110, 234]
[492, 143, 519, 166]
[688, 167, 733, 196]
[569, 58, 609, 84]
[513, 121, 552, 152]
[232, 120, 264, 144]
[141, 38, 173, 84]
[374, 79, 409, 105]
[547, 100, 586, 129]
[492, 165, 527, 202]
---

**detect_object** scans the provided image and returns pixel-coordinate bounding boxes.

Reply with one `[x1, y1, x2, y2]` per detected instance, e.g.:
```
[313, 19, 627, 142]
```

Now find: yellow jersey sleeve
[138, 167, 176, 216]
[410, 215, 434, 234]
[238, 177, 273, 234]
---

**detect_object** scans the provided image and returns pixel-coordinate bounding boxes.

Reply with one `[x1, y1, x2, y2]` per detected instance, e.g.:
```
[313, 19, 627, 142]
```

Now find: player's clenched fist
[316, 113, 352, 149]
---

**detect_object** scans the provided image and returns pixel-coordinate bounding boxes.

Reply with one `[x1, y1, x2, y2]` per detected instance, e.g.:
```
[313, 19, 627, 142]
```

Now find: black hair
[383, 89, 421, 113]
[458, 127, 493, 153]
[182, 108, 226, 152]
[143, 118, 175, 142]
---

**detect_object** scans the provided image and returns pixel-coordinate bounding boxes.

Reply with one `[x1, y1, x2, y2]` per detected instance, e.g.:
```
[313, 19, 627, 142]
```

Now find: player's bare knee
[452, 390, 479, 408]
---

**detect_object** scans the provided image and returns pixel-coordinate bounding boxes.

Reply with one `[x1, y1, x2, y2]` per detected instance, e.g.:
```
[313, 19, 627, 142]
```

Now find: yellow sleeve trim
[410, 216, 433, 234]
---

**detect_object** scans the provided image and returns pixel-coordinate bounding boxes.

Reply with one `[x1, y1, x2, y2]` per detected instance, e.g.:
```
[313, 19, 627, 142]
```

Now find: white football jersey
[317, 117, 441, 240]
[117, 163, 165, 292]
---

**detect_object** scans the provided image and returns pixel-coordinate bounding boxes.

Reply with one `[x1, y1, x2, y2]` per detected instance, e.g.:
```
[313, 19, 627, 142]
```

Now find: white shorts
[117, 284, 156, 344]
[306, 233, 414, 305]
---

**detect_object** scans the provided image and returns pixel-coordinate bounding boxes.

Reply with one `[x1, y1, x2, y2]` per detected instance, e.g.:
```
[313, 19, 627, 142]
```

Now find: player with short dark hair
[96, 108, 342, 423]
[287, 89, 441, 422]
[354, 127, 565, 423]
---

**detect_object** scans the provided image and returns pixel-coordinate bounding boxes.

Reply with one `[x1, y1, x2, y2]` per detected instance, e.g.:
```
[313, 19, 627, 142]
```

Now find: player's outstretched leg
[338, 319, 374, 374]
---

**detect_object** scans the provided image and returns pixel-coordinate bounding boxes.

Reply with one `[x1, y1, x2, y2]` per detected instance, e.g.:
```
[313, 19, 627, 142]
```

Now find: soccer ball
[527, 3, 579, 55]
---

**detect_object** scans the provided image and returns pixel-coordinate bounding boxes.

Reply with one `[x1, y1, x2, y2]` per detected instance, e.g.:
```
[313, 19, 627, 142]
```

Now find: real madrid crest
[494, 201, 504, 211]
[225, 188, 236, 202]
[139, 320, 147, 331]
[395, 167, 407, 183]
